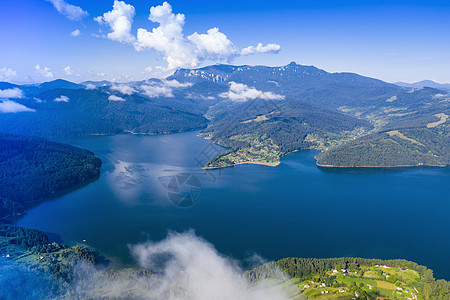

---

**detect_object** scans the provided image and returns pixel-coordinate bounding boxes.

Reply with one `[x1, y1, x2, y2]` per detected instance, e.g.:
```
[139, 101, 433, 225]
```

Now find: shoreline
[316, 162, 448, 169]
[203, 160, 280, 169]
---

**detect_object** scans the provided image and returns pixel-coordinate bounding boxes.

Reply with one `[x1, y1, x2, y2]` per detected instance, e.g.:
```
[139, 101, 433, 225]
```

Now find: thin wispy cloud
[46, 0, 88, 21]
[95, 1, 280, 70]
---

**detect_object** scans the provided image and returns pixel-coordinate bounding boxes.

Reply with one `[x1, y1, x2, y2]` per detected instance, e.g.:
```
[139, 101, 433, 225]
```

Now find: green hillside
[246, 257, 450, 300]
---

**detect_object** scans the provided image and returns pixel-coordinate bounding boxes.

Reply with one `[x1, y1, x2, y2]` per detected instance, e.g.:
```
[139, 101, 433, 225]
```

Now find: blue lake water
[13, 131, 450, 279]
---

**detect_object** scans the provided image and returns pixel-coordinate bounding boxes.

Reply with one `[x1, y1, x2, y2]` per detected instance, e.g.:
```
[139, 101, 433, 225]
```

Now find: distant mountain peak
[38, 79, 84, 91]
[394, 80, 450, 91]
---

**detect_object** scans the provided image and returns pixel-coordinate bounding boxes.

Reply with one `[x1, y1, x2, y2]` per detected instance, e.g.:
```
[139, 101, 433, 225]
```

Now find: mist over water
[13, 131, 450, 280]
[1, 231, 292, 299]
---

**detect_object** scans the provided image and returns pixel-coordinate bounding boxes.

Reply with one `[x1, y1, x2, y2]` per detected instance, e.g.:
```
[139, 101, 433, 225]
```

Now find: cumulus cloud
[188, 27, 238, 60]
[141, 84, 174, 98]
[0, 100, 35, 113]
[163, 79, 193, 88]
[96, 1, 280, 70]
[0, 88, 24, 99]
[108, 95, 126, 101]
[139, 79, 192, 98]
[94, 0, 136, 44]
[220, 82, 285, 102]
[35, 64, 54, 79]
[0, 67, 17, 82]
[111, 84, 136, 95]
[186, 93, 215, 100]
[85, 83, 96, 90]
[70, 29, 81, 37]
[54, 95, 70, 102]
[241, 43, 281, 56]
[46, 0, 88, 21]
[134, 2, 198, 69]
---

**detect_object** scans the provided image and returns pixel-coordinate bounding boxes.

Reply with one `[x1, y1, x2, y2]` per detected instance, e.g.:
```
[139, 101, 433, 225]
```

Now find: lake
[13, 131, 450, 279]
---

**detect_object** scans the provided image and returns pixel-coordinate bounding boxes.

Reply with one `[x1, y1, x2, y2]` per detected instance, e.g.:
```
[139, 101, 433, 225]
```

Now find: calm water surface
[13, 131, 450, 279]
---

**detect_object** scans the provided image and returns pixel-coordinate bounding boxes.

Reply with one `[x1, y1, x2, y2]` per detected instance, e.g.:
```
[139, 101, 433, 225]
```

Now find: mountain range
[394, 80, 450, 92]
[0, 62, 449, 168]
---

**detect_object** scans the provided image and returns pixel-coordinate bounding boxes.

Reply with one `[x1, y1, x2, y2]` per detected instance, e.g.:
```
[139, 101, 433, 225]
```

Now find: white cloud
[0, 67, 17, 82]
[70, 29, 81, 37]
[220, 82, 285, 102]
[162, 79, 193, 88]
[139, 79, 192, 98]
[135, 2, 199, 70]
[141, 84, 174, 98]
[85, 83, 96, 90]
[63, 66, 73, 75]
[0, 100, 35, 113]
[0, 88, 24, 99]
[144, 66, 153, 72]
[35, 64, 54, 78]
[46, 0, 88, 21]
[129, 231, 290, 300]
[95, 0, 136, 44]
[111, 84, 136, 95]
[97, 1, 280, 70]
[108, 95, 126, 101]
[188, 27, 238, 60]
[54, 95, 70, 102]
[241, 43, 281, 56]
[186, 93, 215, 100]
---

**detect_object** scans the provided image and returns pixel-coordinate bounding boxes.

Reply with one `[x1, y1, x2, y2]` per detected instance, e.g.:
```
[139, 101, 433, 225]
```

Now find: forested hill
[246, 257, 450, 299]
[0, 133, 101, 219]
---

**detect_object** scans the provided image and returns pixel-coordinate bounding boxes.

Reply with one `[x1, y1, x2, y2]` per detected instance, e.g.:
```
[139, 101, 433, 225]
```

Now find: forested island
[0, 133, 102, 219]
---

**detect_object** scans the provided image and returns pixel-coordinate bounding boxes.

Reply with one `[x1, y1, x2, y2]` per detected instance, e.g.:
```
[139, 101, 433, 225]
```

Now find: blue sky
[1, 0, 450, 83]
